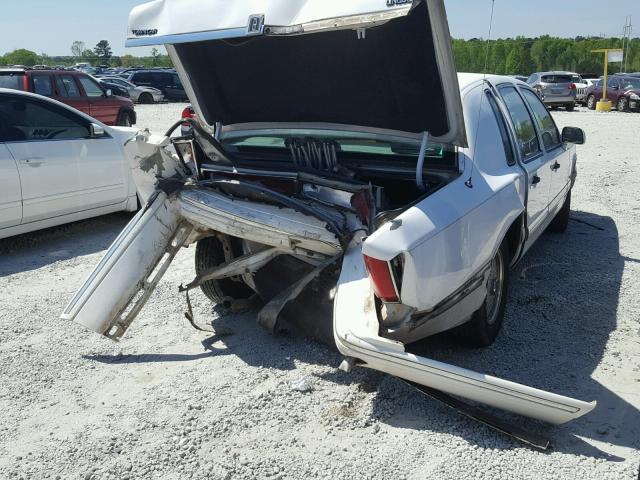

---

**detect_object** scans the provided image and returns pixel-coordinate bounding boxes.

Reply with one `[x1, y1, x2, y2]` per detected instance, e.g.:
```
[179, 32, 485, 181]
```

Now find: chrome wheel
[485, 249, 504, 325]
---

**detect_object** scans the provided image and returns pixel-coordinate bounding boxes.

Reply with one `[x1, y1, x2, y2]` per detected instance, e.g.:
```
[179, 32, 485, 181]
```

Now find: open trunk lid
[126, 0, 467, 147]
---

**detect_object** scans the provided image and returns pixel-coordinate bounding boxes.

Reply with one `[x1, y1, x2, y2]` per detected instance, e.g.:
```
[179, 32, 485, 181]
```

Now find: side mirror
[562, 127, 585, 145]
[105, 89, 113, 97]
[89, 123, 106, 138]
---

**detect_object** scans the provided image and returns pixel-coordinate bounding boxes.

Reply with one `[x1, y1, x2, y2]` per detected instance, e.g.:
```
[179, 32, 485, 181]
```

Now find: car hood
[126, 0, 467, 147]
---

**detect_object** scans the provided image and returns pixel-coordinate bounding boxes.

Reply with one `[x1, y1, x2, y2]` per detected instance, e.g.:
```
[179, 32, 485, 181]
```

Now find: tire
[587, 95, 596, 110]
[195, 236, 254, 306]
[138, 92, 153, 104]
[456, 242, 509, 347]
[617, 96, 628, 112]
[565, 103, 575, 112]
[548, 190, 571, 233]
[117, 110, 133, 127]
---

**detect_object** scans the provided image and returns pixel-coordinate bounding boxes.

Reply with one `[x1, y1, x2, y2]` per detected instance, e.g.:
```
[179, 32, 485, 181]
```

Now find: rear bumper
[333, 236, 596, 425]
[542, 95, 575, 105]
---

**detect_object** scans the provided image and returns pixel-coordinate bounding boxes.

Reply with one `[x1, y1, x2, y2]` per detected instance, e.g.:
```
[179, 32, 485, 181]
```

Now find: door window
[498, 86, 541, 161]
[520, 88, 561, 150]
[485, 90, 516, 166]
[78, 76, 104, 98]
[32, 75, 53, 97]
[55, 75, 81, 98]
[607, 78, 620, 90]
[0, 94, 90, 141]
[132, 72, 152, 83]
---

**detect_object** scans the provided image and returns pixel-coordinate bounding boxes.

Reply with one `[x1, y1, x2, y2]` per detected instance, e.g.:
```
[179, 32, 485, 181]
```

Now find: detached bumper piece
[333, 235, 596, 425]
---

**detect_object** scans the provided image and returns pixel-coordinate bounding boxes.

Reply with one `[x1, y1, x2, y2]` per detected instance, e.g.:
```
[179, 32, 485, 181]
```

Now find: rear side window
[152, 72, 169, 84]
[32, 75, 53, 97]
[132, 72, 152, 83]
[55, 75, 81, 98]
[0, 73, 25, 90]
[78, 76, 104, 98]
[0, 94, 90, 141]
[485, 90, 516, 166]
[520, 89, 561, 149]
[498, 86, 541, 161]
[541, 75, 572, 84]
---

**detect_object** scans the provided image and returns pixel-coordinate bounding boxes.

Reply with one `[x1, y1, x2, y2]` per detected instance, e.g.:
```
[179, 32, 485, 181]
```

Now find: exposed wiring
[466, 0, 496, 189]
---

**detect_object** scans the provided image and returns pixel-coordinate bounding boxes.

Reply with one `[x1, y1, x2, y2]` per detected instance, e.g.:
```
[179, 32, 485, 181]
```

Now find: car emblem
[247, 14, 265, 34]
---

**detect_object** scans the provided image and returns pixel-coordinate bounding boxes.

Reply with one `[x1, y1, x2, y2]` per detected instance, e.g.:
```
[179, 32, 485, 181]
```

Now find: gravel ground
[0, 103, 639, 480]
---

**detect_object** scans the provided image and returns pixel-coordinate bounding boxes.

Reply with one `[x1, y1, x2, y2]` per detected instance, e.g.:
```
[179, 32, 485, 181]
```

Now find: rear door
[53, 74, 90, 114]
[0, 93, 128, 224]
[497, 85, 551, 235]
[519, 88, 571, 210]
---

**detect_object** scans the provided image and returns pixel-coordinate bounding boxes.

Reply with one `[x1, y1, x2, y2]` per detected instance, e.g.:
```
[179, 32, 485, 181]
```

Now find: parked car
[568, 73, 588, 105]
[0, 89, 140, 240]
[585, 75, 640, 112]
[96, 76, 164, 104]
[64, 0, 595, 427]
[96, 78, 130, 99]
[0, 68, 136, 126]
[125, 69, 187, 101]
[526, 71, 577, 110]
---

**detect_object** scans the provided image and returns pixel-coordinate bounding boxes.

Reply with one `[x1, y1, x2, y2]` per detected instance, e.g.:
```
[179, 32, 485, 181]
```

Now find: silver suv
[526, 71, 577, 111]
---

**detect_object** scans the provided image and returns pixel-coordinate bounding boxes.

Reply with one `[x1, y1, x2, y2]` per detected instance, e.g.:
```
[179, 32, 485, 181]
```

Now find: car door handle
[20, 157, 45, 167]
[551, 161, 560, 171]
[531, 174, 541, 185]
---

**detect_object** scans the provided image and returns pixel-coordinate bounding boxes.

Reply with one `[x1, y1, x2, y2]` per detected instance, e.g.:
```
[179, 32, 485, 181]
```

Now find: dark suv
[0, 69, 136, 126]
[125, 70, 187, 102]
[585, 75, 640, 112]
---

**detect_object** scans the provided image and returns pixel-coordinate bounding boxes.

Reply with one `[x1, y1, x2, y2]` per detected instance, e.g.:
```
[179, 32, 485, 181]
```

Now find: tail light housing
[181, 106, 194, 119]
[569, 83, 576, 90]
[363, 254, 404, 303]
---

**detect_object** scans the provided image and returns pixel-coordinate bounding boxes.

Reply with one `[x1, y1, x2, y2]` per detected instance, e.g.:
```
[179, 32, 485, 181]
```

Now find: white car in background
[96, 76, 165, 104]
[63, 0, 595, 431]
[0, 89, 139, 240]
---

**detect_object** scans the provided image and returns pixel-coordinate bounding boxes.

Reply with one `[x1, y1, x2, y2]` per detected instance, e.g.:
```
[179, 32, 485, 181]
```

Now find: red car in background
[585, 74, 640, 112]
[0, 68, 136, 126]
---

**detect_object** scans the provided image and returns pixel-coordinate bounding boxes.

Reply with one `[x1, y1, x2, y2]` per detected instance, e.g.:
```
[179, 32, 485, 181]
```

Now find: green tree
[120, 55, 137, 67]
[81, 49, 98, 65]
[94, 40, 112, 62]
[71, 41, 85, 58]
[4, 49, 39, 66]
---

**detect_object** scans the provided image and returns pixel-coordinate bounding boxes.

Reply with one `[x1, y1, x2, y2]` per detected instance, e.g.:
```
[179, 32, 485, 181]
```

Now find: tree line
[2, 36, 639, 75]
[0, 40, 173, 68]
[453, 35, 640, 75]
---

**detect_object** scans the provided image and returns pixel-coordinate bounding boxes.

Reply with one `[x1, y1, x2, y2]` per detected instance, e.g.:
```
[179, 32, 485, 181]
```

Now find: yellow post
[592, 48, 623, 112]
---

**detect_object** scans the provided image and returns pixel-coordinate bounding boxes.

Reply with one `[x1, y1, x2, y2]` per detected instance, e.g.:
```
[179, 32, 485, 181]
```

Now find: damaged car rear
[61, 0, 595, 431]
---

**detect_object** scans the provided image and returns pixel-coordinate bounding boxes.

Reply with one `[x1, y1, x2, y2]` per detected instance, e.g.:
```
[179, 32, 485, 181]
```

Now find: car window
[541, 74, 572, 84]
[132, 72, 152, 83]
[621, 77, 640, 89]
[170, 74, 182, 88]
[55, 75, 81, 98]
[526, 74, 537, 85]
[78, 76, 104, 98]
[571, 75, 582, 84]
[0, 94, 90, 142]
[520, 88, 561, 150]
[485, 90, 516, 166]
[498, 85, 540, 160]
[151, 72, 169, 84]
[596, 79, 604, 87]
[607, 78, 620, 88]
[32, 75, 53, 97]
[0, 73, 25, 90]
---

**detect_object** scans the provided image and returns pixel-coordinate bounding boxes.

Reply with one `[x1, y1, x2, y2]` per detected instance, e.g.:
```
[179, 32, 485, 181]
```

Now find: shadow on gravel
[393, 211, 638, 459]
[0, 212, 133, 277]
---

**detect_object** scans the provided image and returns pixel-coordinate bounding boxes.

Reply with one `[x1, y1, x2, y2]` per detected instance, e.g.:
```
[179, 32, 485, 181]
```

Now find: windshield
[621, 77, 640, 89]
[222, 132, 450, 162]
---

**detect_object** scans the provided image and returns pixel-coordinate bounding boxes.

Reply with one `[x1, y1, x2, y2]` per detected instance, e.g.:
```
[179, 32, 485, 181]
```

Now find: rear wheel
[138, 92, 153, 104]
[456, 243, 509, 347]
[548, 190, 571, 233]
[587, 95, 597, 110]
[117, 110, 133, 127]
[195, 236, 254, 307]
[617, 96, 628, 112]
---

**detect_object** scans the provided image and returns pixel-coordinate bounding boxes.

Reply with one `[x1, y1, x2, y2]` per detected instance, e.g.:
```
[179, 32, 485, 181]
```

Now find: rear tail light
[569, 83, 576, 90]
[363, 254, 403, 303]
[181, 106, 194, 119]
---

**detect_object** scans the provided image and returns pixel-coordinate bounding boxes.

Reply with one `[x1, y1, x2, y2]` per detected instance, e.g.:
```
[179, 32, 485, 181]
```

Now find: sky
[0, 0, 637, 57]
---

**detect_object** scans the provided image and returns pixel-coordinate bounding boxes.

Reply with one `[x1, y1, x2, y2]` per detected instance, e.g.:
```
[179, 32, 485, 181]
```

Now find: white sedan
[0, 89, 139, 240]
[63, 0, 595, 430]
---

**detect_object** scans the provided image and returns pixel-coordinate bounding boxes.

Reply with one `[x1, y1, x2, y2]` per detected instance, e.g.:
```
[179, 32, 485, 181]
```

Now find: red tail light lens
[181, 106, 194, 119]
[569, 83, 576, 90]
[363, 255, 399, 303]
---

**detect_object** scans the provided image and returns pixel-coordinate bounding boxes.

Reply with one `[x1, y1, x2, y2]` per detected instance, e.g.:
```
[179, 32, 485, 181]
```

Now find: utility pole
[622, 16, 632, 73]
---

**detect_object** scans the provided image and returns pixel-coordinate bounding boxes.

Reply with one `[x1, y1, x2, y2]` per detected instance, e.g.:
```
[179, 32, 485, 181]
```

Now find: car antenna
[466, 0, 496, 189]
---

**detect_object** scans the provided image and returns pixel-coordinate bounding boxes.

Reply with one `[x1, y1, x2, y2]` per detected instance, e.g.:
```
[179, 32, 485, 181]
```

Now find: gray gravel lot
[0, 103, 639, 480]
